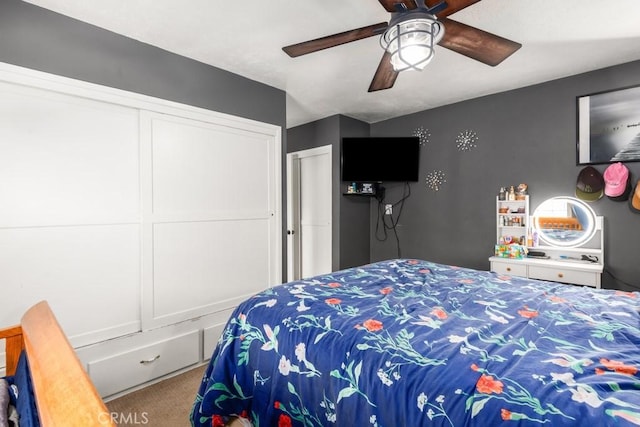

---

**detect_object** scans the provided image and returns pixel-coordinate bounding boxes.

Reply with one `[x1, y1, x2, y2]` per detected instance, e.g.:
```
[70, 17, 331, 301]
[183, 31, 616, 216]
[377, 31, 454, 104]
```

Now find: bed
[191, 259, 640, 426]
[0, 301, 114, 426]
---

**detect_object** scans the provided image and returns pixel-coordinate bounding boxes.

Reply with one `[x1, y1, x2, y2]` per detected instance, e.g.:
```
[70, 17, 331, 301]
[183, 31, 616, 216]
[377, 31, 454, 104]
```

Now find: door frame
[286, 145, 332, 281]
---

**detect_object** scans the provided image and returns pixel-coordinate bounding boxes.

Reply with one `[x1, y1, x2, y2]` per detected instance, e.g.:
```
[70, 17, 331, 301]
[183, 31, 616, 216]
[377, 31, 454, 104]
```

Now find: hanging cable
[375, 182, 411, 258]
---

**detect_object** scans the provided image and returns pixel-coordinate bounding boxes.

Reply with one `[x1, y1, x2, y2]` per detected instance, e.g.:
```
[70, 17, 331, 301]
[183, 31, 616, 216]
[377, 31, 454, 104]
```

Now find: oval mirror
[532, 196, 597, 248]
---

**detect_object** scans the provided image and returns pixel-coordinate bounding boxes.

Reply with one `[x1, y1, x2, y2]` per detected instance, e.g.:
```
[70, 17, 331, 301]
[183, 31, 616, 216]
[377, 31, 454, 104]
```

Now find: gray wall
[288, 115, 370, 272]
[370, 60, 640, 291]
[0, 0, 288, 275]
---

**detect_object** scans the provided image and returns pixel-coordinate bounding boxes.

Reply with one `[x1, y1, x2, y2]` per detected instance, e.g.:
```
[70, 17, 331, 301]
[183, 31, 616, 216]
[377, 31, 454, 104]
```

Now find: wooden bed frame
[0, 301, 115, 426]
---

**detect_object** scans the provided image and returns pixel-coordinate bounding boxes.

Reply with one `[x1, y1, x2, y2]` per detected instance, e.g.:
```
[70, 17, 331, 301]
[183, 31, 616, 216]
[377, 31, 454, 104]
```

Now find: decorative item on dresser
[490, 196, 604, 288]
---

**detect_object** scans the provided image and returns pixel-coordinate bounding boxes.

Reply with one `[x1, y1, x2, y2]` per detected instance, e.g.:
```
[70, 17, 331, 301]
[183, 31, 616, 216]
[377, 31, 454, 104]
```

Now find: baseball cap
[576, 166, 604, 202]
[630, 179, 640, 214]
[603, 162, 631, 201]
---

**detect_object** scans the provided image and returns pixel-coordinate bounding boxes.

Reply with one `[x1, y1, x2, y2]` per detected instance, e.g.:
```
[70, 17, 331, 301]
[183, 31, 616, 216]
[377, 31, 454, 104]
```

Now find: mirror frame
[532, 196, 597, 248]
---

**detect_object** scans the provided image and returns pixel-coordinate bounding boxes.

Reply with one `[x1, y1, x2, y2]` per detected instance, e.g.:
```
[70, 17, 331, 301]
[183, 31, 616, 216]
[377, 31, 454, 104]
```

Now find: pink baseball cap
[603, 162, 630, 199]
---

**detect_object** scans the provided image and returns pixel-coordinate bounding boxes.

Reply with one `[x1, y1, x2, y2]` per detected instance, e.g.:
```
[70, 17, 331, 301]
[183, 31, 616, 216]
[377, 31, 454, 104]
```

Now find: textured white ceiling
[23, 0, 640, 128]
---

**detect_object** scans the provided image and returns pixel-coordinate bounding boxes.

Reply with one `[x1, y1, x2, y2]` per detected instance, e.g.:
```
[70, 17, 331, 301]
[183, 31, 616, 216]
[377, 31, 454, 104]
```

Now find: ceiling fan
[282, 0, 521, 92]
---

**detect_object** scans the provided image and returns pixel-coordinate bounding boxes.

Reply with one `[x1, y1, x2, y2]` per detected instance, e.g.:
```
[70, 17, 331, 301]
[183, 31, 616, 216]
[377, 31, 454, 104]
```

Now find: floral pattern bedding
[191, 259, 640, 426]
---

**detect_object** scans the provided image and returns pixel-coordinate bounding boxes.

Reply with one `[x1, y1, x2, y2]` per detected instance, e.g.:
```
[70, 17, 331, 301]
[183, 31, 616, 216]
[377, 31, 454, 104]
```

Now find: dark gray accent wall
[287, 115, 370, 272]
[370, 60, 640, 291]
[0, 0, 288, 277]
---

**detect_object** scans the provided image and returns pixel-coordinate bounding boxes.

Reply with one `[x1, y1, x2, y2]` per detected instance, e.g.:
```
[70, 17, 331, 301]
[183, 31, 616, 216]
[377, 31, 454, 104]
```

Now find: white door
[287, 145, 332, 280]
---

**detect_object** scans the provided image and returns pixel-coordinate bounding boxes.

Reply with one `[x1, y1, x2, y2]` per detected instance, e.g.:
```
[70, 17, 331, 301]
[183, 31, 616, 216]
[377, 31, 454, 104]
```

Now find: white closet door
[0, 81, 141, 346]
[0, 62, 282, 350]
[141, 113, 281, 327]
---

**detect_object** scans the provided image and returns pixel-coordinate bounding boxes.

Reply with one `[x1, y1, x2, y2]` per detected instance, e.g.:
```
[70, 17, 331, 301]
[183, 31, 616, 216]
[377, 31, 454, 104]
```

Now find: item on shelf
[527, 253, 550, 259]
[516, 183, 528, 200]
[508, 185, 516, 200]
[494, 244, 526, 259]
[498, 187, 506, 201]
[528, 250, 546, 257]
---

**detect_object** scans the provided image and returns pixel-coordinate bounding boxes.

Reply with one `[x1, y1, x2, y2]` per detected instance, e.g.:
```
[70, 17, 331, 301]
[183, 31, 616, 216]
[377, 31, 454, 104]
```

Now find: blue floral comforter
[191, 259, 640, 426]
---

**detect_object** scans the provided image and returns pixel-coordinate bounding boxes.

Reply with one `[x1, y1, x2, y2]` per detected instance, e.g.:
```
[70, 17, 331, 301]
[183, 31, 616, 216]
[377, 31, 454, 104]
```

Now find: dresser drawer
[528, 265, 598, 287]
[88, 330, 199, 397]
[491, 261, 527, 277]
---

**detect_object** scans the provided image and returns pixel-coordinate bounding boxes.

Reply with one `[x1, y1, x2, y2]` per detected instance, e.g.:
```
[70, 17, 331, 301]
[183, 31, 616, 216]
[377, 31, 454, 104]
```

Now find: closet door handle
[140, 355, 160, 365]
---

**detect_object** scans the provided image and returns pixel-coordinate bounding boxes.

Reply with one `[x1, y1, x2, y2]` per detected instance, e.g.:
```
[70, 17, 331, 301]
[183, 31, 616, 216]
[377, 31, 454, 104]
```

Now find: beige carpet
[106, 365, 206, 427]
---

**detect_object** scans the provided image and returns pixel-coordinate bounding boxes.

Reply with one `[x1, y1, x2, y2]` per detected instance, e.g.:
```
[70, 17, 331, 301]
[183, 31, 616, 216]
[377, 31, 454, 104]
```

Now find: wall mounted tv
[341, 137, 420, 182]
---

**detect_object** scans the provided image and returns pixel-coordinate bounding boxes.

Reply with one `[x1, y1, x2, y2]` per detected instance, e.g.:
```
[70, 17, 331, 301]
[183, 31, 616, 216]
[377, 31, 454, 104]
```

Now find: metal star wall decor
[413, 126, 431, 146]
[456, 130, 478, 151]
[425, 170, 446, 191]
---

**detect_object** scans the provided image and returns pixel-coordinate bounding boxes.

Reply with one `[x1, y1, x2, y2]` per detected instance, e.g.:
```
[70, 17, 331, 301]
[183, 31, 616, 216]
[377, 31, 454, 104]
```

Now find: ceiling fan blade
[426, 0, 481, 18]
[438, 17, 521, 66]
[368, 51, 399, 92]
[378, 0, 418, 13]
[283, 22, 388, 57]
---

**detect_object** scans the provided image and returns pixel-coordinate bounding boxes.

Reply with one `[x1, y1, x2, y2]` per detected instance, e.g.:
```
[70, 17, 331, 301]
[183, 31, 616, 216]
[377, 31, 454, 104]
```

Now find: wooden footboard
[1, 301, 115, 426]
[0, 324, 23, 377]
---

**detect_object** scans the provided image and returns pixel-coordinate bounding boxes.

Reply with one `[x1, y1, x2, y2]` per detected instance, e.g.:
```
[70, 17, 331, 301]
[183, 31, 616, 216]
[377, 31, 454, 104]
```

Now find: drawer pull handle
[557, 273, 564, 278]
[506, 267, 511, 272]
[140, 355, 160, 365]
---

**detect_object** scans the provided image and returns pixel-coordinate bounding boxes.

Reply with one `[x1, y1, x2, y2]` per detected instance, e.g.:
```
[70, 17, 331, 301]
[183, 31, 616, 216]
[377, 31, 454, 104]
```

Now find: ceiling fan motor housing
[381, 10, 445, 72]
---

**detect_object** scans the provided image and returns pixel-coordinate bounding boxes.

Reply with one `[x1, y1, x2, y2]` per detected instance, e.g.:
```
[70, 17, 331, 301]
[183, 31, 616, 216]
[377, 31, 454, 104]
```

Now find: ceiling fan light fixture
[381, 13, 444, 72]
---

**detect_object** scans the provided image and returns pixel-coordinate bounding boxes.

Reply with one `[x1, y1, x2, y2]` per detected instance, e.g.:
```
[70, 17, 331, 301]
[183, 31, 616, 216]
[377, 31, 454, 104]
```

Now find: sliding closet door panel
[0, 81, 141, 346]
[142, 113, 280, 327]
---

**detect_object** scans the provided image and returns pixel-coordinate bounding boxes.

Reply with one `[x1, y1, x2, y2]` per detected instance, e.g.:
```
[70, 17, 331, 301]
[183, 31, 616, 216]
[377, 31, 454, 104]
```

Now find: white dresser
[490, 215, 604, 288]
[490, 255, 603, 288]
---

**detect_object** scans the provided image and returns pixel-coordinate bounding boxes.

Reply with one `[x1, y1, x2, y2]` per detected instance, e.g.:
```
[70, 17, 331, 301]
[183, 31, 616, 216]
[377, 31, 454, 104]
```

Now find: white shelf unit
[496, 196, 529, 246]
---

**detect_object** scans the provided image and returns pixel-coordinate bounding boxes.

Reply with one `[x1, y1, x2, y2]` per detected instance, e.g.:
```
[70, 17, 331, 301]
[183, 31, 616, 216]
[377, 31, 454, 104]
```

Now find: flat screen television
[341, 137, 420, 182]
